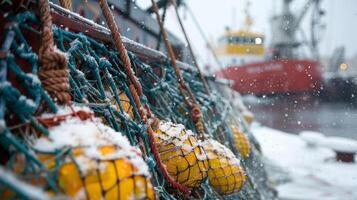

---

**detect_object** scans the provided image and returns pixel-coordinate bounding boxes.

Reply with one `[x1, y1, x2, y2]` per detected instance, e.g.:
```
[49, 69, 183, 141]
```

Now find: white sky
[138, 0, 357, 65]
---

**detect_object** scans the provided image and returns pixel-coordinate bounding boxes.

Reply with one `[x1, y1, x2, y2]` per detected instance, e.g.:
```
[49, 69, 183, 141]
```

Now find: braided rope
[150, 0, 205, 139]
[59, 0, 72, 11]
[99, 0, 142, 97]
[98, 0, 190, 195]
[155, 0, 168, 50]
[38, 0, 70, 105]
[0, 8, 274, 199]
[38, 110, 93, 128]
[171, 0, 211, 95]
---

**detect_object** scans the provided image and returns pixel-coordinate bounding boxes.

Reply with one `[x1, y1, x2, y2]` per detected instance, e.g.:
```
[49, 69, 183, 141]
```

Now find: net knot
[191, 104, 202, 122]
[149, 117, 160, 132]
[191, 105, 205, 136]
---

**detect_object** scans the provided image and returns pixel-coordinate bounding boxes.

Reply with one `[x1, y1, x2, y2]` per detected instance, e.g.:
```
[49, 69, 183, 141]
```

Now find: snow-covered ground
[251, 123, 357, 200]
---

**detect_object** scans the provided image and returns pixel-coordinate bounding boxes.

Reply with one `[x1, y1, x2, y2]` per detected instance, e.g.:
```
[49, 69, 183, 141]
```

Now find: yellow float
[231, 125, 251, 159]
[242, 110, 254, 126]
[202, 139, 246, 195]
[108, 90, 134, 119]
[154, 121, 208, 189]
[29, 110, 155, 200]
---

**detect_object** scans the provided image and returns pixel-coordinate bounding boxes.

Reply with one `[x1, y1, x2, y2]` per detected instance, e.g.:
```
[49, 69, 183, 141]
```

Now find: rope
[99, 0, 143, 98]
[38, 109, 93, 128]
[171, 0, 211, 95]
[98, 0, 190, 195]
[59, 0, 72, 11]
[155, 0, 168, 51]
[150, 0, 205, 139]
[38, 0, 70, 105]
[0, 8, 275, 199]
[38, 0, 94, 134]
[98, 0, 157, 126]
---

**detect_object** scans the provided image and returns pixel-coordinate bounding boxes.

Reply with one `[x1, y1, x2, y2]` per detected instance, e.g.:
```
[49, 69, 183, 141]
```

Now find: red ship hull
[215, 59, 323, 95]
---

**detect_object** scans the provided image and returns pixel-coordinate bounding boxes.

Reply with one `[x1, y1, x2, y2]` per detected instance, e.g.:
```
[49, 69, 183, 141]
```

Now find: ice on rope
[251, 123, 357, 200]
[40, 105, 93, 118]
[32, 106, 149, 176]
[0, 166, 50, 200]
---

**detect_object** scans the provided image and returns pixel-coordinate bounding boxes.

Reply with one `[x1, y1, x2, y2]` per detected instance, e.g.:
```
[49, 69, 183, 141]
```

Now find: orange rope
[38, 0, 70, 105]
[59, 0, 72, 11]
[99, 0, 143, 97]
[98, 0, 190, 195]
[171, 0, 210, 95]
[150, 0, 205, 139]
[38, 110, 93, 128]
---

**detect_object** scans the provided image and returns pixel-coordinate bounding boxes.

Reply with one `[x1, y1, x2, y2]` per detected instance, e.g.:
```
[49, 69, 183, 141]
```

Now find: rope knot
[191, 105, 205, 138]
[149, 117, 160, 132]
[38, 110, 93, 128]
[191, 105, 202, 123]
[74, 110, 94, 121]
[38, 0, 70, 105]
[38, 49, 70, 105]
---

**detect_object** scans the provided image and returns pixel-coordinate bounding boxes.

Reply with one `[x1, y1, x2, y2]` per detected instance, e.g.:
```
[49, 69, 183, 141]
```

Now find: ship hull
[216, 59, 323, 95]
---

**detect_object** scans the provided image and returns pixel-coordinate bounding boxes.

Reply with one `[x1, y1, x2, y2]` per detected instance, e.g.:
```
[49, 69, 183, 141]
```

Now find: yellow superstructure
[216, 30, 265, 56]
[215, 30, 265, 66]
[215, 1, 266, 67]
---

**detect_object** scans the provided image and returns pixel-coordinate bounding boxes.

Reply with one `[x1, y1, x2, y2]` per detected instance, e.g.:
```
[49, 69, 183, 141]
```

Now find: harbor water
[243, 95, 357, 140]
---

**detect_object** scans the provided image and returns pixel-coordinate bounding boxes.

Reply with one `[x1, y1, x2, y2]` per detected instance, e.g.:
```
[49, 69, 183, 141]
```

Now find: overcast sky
[137, 0, 357, 63]
[138, 0, 357, 65]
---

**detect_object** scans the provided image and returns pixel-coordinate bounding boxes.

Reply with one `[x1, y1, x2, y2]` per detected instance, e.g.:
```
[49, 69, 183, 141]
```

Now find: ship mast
[243, 0, 253, 31]
[270, 0, 323, 60]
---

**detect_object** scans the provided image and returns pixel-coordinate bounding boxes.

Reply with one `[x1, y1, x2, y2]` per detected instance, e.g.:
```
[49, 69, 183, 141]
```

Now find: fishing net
[204, 84, 276, 199]
[241, 110, 255, 126]
[202, 139, 246, 195]
[155, 121, 208, 189]
[12, 114, 155, 200]
[231, 125, 251, 159]
[0, 6, 156, 200]
[0, 1, 277, 199]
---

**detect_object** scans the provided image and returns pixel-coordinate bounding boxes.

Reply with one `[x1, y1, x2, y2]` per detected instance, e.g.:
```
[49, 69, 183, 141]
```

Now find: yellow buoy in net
[104, 83, 134, 119]
[231, 125, 251, 159]
[242, 110, 254, 126]
[154, 121, 208, 189]
[109, 91, 134, 119]
[118, 92, 134, 119]
[30, 109, 155, 200]
[55, 146, 155, 200]
[202, 139, 246, 195]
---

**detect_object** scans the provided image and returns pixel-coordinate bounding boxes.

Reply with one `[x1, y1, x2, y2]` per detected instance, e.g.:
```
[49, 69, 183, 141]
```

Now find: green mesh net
[0, 2, 276, 200]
